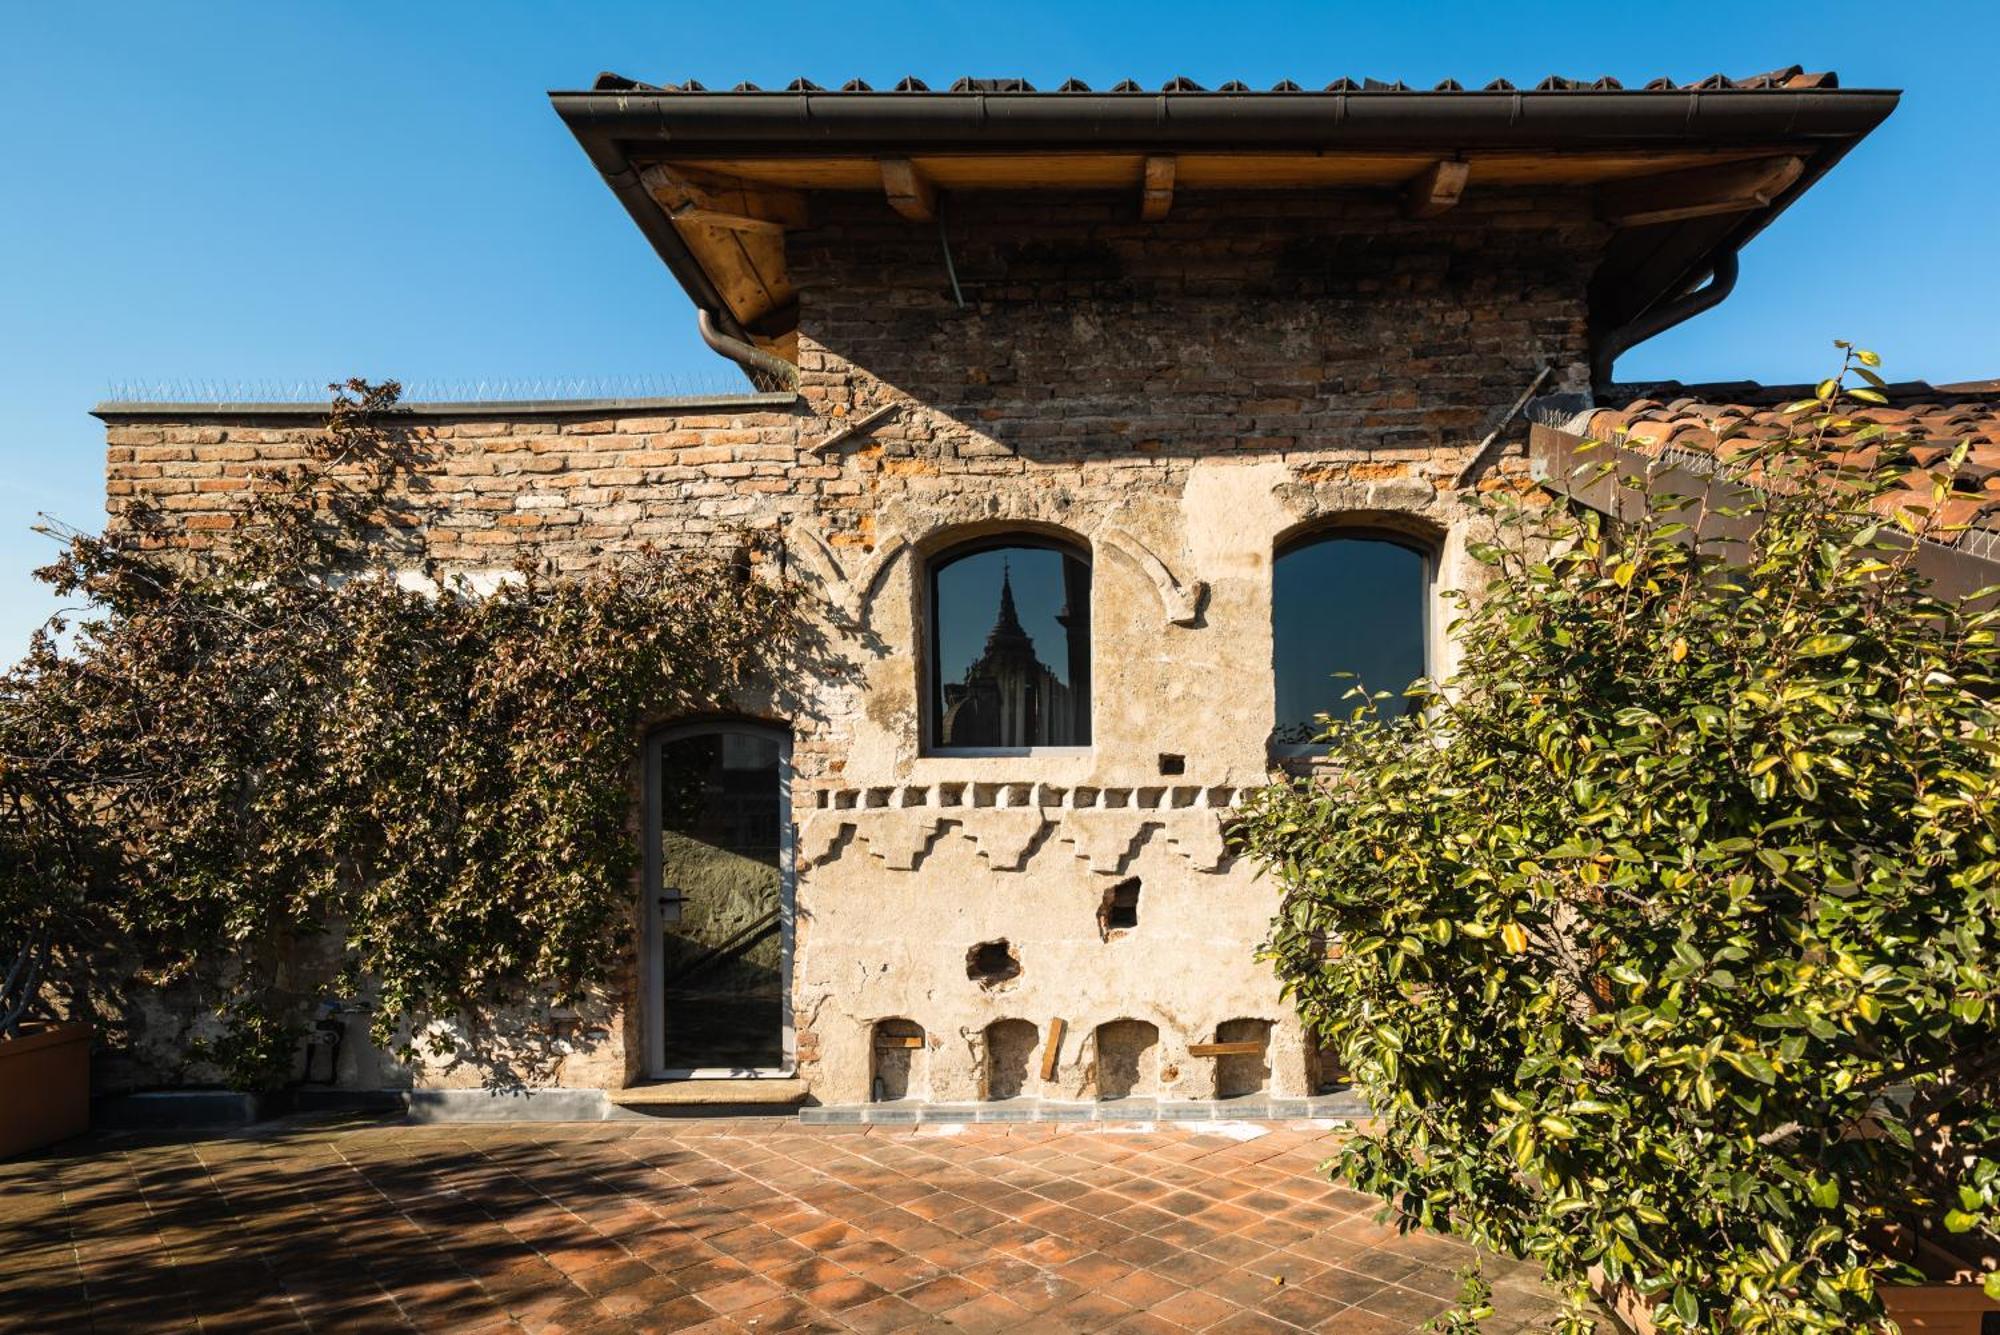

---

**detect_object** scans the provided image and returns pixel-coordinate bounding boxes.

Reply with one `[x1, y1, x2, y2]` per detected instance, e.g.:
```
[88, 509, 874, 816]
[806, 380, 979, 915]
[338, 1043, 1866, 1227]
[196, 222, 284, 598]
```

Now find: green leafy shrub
[0, 381, 791, 1085]
[1237, 351, 2000, 1331]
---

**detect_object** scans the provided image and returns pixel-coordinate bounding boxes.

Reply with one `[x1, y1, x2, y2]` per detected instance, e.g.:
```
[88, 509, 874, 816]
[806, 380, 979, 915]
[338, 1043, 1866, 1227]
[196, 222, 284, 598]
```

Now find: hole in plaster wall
[1158, 753, 1186, 776]
[1103, 788, 1132, 808]
[1098, 878, 1141, 938]
[1205, 786, 1236, 808]
[1072, 786, 1100, 808]
[1214, 1017, 1274, 1099]
[938, 783, 966, 807]
[982, 1018, 1039, 1100]
[815, 790, 831, 809]
[972, 783, 1001, 808]
[866, 787, 893, 809]
[900, 787, 930, 807]
[1005, 783, 1032, 807]
[1036, 785, 1068, 808]
[1095, 1019, 1160, 1100]
[871, 1018, 927, 1102]
[835, 790, 859, 810]
[966, 940, 1021, 988]
[1170, 786, 1201, 809]
[1136, 787, 1165, 810]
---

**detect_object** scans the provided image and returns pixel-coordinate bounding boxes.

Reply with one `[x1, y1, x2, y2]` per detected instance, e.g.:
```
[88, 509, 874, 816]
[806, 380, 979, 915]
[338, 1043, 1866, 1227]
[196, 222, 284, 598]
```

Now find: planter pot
[1880, 1282, 2000, 1333]
[0, 1023, 92, 1157]
[1594, 1266, 2000, 1334]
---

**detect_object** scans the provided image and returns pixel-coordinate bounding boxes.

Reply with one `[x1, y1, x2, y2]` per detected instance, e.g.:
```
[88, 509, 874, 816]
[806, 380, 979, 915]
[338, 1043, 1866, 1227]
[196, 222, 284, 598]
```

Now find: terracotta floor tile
[1150, 1286, 1242, 1328]
[695, 1273, 789, 1314]
[838, 1294, 931, 1333]
[1202, 1268, 1291, 1310]
[901, 1274, 984, 1313]
[1103, 1314, 1184, 1335]
[1104, 1267, 1185, 1309]
[20, 1119, 1580, 1335]
[1256, 1282, 1351, 1329]
[1298, 1266, 1388, 1307]
[935, 1290, 1031, 1333]
[1355, 1282, 1451, 1325]
[802, 1274, 890, 1312]
[1054, 1288, 1138, 1331]
[1199, 1310, 1296, 1334]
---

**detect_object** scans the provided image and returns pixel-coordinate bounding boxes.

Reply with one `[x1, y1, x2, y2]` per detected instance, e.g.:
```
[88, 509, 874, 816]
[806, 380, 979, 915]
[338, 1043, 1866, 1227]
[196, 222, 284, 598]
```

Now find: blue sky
[4, 1, 1997, 661]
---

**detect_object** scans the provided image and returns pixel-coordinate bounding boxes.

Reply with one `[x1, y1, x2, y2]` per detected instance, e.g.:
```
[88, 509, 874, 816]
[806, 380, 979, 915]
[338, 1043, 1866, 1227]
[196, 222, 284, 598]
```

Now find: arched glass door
[644, 722, 793, 1076]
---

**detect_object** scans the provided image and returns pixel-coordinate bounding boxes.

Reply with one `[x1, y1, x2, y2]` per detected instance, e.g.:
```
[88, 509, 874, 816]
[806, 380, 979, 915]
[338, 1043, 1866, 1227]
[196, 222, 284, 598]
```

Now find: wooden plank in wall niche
[1040, 1018, 1067, 1081]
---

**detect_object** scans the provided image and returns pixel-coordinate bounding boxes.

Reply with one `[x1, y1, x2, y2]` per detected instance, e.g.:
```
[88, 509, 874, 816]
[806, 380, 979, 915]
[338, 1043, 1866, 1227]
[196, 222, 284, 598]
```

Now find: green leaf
[1796, 633, 1856, 658]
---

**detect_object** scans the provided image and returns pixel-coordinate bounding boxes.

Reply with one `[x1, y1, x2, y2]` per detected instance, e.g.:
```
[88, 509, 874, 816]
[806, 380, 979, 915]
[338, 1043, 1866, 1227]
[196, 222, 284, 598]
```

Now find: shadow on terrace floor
[0, 1112, 1572, 1333]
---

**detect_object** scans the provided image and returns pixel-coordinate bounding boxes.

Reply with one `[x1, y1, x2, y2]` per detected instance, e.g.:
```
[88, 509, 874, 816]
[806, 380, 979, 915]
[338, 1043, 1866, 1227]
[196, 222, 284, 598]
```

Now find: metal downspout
[1591, 251, 1741, 388]
[698, 309, 796, 391]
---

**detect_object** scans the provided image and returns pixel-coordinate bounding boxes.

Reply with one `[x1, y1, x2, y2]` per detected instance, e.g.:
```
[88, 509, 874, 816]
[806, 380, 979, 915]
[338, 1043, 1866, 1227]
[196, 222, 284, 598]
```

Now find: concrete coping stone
[91, 392, 801, 424]
[798, 1093, 1369, 1126]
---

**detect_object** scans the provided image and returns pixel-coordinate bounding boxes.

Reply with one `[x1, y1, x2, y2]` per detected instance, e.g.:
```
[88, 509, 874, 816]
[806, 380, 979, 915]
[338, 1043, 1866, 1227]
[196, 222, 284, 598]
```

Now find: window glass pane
[1273, 535, 1427, 743]
[930, 544, 1091, 748]
[655, 729, 784, 1070]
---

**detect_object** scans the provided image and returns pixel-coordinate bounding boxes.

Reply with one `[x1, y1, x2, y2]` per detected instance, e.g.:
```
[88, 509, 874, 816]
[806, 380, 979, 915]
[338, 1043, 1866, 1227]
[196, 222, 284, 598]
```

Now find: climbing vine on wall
[1237, 350, 2000, 1331]
[0, 381, 793, 1086]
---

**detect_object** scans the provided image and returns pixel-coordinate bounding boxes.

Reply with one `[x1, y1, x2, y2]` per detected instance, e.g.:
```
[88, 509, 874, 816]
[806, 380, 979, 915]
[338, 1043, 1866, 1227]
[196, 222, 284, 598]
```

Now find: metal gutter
[92, 392, 801, 424]
[1528, 421, 2000, 608]
[548, 88, 1900, 152]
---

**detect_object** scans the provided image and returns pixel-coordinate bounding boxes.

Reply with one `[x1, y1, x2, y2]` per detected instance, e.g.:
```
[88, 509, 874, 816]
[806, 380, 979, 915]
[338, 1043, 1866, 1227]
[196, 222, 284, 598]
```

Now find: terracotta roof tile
[592, 65, 1840, 95]
[1586, 379, 2000, 545]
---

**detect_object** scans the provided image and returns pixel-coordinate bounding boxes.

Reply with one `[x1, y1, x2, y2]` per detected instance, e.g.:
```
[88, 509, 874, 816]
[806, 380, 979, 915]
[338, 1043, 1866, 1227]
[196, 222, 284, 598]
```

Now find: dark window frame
[1269, 524, 1435, 756]
[923, 532, 1094, 756]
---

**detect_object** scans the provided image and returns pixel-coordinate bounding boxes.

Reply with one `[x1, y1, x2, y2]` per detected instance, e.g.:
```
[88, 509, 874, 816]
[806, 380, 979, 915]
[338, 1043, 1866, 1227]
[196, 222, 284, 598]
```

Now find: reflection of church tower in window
[939, 560, 1079, 747]
[1054, 557, 1090, 745]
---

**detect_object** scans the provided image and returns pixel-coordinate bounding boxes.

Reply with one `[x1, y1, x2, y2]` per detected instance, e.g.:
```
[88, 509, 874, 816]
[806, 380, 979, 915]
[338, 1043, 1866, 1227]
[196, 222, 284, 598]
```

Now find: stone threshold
[606, 1078, 809, 1109]
[799, 1093, 1369, 1126]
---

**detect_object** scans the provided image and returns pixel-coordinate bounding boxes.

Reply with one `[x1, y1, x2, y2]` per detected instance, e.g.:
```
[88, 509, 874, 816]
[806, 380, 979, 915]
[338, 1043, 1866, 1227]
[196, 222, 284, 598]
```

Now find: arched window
[928, 536, 1091, 750]
[1272, 529, 1430, 747]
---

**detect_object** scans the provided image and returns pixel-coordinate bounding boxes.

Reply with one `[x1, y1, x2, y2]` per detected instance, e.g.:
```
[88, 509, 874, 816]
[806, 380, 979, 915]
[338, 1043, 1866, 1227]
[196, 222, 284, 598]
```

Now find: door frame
[642, 718, 795, 1080]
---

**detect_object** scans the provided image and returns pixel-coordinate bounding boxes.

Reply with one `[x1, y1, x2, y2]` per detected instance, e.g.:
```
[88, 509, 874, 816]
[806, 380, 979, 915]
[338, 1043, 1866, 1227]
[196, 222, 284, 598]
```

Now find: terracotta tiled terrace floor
[0, 1116, 1571, 1333]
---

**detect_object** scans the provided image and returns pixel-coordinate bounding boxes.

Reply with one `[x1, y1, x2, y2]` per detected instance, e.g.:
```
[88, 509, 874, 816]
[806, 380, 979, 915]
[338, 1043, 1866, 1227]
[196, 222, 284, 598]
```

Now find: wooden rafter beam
[880, 158, 937, 221]
[1404, 159, 1470, 218]
[640, 163, 806, 232]
[1598, 154, 1805, 228]
[638, 163, 800, 329]
[1141, 155, 1176, 221]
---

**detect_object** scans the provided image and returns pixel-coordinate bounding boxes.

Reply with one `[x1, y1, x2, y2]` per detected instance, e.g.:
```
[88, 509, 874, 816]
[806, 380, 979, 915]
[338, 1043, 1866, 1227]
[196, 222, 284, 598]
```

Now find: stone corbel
[1059, 811, 1157, 874]
[856, 809, 948, 871]
[963, 810, 1050, 871]
[798, 815, 854, 867]
[1161, 809, 1231, 872]
[1096, 527, 1207, 627]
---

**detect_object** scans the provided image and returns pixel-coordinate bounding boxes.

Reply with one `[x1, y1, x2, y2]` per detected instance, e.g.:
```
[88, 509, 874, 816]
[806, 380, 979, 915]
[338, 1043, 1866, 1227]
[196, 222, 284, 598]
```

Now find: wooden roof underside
[638, 146, 1808, 351]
